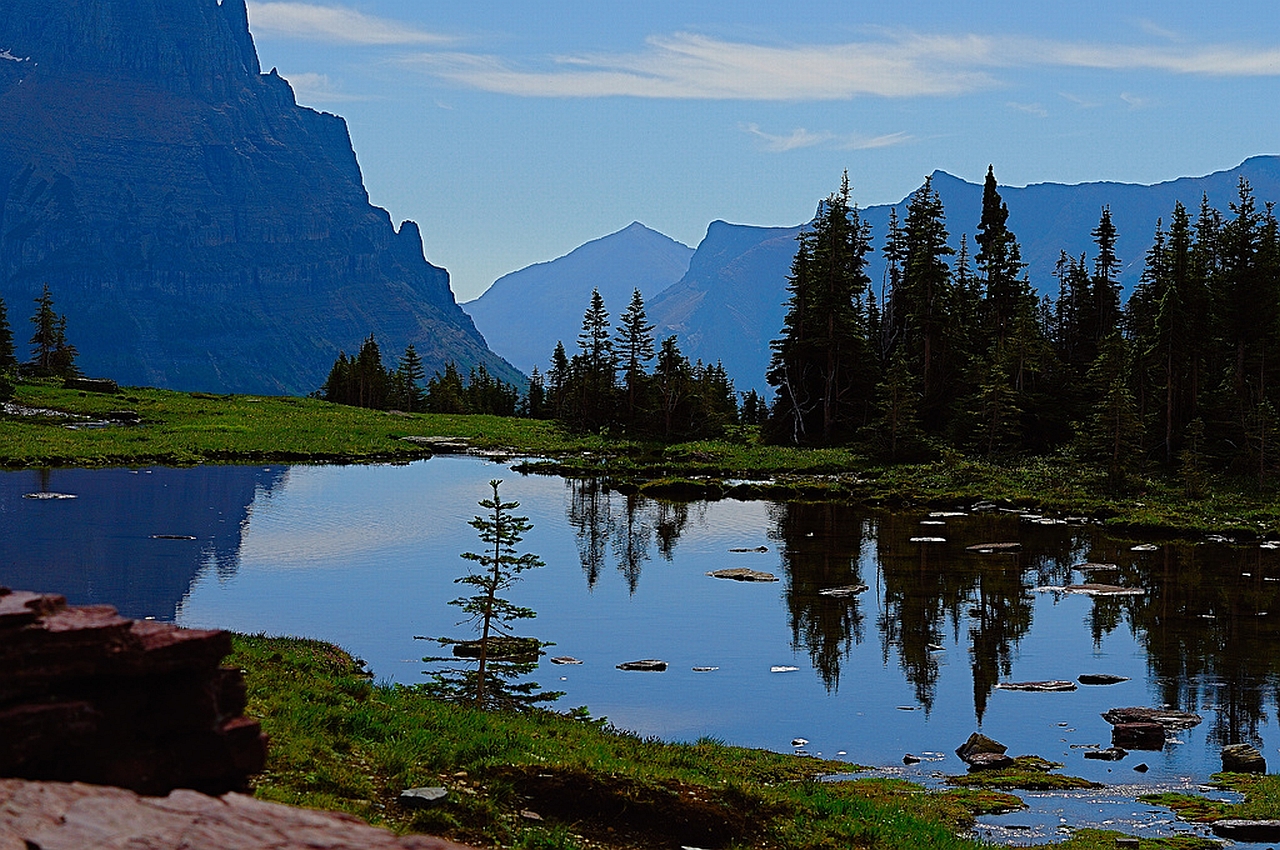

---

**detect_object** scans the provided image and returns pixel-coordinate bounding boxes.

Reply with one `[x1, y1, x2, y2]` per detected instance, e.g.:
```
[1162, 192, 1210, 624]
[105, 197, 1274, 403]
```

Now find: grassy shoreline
[233, 633, 1235, 850]
[4, 382, 1280, 537]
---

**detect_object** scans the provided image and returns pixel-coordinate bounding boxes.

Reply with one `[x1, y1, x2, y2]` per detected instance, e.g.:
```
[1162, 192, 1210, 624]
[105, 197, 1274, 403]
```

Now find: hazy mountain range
[467, 156, 1280, 394]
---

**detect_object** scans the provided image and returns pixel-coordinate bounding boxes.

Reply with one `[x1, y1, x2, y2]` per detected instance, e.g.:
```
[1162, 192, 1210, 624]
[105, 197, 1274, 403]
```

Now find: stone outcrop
[0, 779, 475, 850]
[0, 588, 264, 795]
[1221, 743, 1267, 773]
[0, 0, 518, 394]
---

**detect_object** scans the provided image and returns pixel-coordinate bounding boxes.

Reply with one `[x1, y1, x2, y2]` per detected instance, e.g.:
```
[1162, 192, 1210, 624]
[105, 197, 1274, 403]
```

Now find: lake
[3, 456, 1277, 843]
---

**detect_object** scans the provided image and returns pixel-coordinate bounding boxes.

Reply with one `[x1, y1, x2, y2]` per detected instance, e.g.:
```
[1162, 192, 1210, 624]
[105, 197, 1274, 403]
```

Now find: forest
[320, 167, 1280, 489]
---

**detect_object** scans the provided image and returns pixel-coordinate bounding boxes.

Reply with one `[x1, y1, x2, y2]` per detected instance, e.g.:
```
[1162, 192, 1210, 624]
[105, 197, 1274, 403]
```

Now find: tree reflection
[772, 502, 869, 692]
[564, 479, 686, 592]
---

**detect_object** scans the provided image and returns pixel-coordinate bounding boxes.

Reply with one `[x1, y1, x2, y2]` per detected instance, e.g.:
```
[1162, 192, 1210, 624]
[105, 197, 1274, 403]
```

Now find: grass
[228, 633, 1024, 850]
[7, 380, 1280, 536]
[1141, 771, 1280, 823]
[944, 757, 1101, 792]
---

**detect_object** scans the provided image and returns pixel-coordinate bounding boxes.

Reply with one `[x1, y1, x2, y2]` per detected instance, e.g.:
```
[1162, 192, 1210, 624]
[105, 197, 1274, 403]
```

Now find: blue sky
[244, 1, 1280, 302]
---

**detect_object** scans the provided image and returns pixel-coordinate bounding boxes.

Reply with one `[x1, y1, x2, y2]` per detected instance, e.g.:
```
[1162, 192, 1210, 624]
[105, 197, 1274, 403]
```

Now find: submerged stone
[706, 568, 778, 582]
[616, 659, 667, 672]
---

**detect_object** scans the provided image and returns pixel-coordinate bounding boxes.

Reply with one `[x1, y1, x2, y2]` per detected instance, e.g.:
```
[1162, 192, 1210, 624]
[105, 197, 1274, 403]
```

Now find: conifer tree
[418, 480, 560, 711]
[895, 176, 955, 430]
[573, 289, 617, 430]
[424, 362, 468, 413]
[28, 285, 60, 376]
[766, 173, 875, 445]
[614, 288, 656, 426]
[393, 344, 426, 412]
[0, 296, 15, 371]
[654, 335, 693, 439]
[974, 166, 1029, 349]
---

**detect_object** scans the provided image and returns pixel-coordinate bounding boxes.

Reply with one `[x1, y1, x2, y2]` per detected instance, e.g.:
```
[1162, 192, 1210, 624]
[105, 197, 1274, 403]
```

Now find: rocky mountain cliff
[0, 0, 518, 394]
[463, 222, 692, 375]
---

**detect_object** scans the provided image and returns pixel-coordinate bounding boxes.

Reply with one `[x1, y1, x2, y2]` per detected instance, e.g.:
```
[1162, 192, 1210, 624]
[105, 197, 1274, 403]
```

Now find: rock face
[0, 588, 265, 795]
[0, 0, 517, 394]
[0, 779, 475, 850]
[1221, 743, 1267, 773]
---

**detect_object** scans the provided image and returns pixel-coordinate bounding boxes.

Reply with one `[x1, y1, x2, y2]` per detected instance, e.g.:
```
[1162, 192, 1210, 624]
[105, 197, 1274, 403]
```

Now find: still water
[3, 456, 1278, 843]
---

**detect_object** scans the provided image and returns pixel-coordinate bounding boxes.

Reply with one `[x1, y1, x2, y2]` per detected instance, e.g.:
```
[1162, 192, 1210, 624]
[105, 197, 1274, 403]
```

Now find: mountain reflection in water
[3, 457, 1279, 786]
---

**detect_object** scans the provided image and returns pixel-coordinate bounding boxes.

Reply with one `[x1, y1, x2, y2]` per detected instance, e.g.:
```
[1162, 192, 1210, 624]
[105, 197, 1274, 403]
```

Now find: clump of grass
[945, 756, 1101, 791]
[1141, 771, 1280, 823]
[229, 634, 1012, 850]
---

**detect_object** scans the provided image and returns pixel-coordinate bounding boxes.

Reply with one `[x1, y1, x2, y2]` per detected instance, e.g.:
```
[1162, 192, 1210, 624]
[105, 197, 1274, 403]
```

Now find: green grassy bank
[231, 634, 1229, 850]
[5, 381, 1280, 536]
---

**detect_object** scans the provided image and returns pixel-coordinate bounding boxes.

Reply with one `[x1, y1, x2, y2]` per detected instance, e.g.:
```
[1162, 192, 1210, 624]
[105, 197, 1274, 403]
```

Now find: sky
[243, 1, 1280, 303]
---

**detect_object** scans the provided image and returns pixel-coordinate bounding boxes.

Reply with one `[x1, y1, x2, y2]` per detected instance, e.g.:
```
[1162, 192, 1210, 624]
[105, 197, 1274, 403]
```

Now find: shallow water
[3, 456, 1280, 842]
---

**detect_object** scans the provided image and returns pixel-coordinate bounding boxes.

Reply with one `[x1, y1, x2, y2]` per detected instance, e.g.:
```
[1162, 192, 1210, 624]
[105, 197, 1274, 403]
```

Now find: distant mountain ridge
[0, 0, 518, 394]
[464, 222, 693, 375]
[471, 156, 1280, 395]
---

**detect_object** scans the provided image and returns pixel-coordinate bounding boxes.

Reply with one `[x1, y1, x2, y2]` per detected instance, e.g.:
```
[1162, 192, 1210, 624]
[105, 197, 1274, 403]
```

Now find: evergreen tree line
[0, 284, 80, 399]
[540, 288, 751, 439]
[317, 335, 526, 416]
[766, 168, 1280, 485]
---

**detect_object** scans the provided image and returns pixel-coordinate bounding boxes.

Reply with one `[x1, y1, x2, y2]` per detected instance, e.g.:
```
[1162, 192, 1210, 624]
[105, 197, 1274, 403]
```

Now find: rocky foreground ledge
[0, 779, 476, 850]
[0, 590, 477, 850]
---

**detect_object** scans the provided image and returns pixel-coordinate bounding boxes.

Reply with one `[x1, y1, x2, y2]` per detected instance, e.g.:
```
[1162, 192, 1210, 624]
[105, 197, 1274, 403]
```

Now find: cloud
[1120, 91, 1151, 109]
[278, 71, 365, 103]
[1007, 101, 1048, 117]
[401, 29, 1280, 101]
[246, 2, 451, 46]
[1059, 91, 1099, 108]
[407, 32, 997, 99]
[742, 124, 912, 152]
[1022, 41, 1280, 75]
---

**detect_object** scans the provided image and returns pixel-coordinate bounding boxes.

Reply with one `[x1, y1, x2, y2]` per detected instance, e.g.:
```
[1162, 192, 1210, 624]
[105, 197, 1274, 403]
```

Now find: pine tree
[766, 173, 875, 445]
[418, 480, 560, 711]
[574, 289, 617, 430]
[1089, 207, 1122, 347]
[522, 366, 547, 418]
[974, 166, 1029, 349]
[28, 285, 60, 376]
[424, 362, 468, 413]
[0, 296, 16, 371]
[614, 288, 656, 427]
[654, 335, 693, 439]
[394, 344, 426, 412]
[896, 176, 955, 430]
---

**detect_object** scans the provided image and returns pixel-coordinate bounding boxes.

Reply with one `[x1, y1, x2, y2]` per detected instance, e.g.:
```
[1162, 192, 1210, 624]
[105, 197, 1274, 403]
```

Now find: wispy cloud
[1027, 42, 1280, 75]
[1120, 91, 1151, 109]
[279, 71, 365, 103]
[402, 29, 1280, 101]
[246, 2, 451, 46]
[407, 33, 996, 99]
[1007, 101, 1048, 117]
[742, 124, 912, 152]
[1059, 91, 1099, 108]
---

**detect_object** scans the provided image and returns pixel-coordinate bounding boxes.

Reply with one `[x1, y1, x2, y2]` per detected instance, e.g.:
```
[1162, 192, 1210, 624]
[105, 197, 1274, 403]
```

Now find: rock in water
[0, 0, 517, 394]
[955, 732, 1007, 765]
[706, 568, 779, 582]
[1221, 743, 1267, 773]
[995, 680, 1077, 692]
[616, 659, 667, 672]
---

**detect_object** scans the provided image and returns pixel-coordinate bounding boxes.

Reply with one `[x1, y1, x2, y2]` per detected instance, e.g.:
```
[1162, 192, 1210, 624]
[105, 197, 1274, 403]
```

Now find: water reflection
[7, 460, 1280, 788]
[0, 465, 286, 619]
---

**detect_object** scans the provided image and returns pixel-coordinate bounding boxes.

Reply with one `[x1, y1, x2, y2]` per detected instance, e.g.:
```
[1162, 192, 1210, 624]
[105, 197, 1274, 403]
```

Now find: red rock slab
[0, 779, 476, 850]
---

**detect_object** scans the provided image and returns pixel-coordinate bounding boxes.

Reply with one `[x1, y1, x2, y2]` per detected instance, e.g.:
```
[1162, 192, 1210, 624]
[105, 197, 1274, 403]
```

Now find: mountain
[643, 156, 1280, 394]
[645, 221, 801, 394]
[0, 0, 518, 394]
[463, 222, 693, 375]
